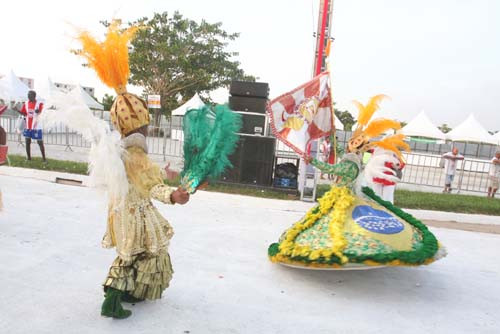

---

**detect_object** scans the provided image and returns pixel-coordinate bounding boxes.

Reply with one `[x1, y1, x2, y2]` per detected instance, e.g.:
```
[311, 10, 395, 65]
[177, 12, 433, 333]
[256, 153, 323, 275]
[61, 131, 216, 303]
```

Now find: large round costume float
[267, 94, 446, 270]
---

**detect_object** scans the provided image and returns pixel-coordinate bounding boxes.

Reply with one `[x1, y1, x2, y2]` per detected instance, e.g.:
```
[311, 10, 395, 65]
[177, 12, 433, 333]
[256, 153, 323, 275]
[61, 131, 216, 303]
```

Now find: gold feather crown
[347, 94, 410, 158]
[77, 20, 150, 136]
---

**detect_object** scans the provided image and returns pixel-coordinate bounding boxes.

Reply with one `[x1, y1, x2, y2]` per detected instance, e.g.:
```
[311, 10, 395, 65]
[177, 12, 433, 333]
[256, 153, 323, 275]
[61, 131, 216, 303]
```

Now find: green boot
[101, 288, 132, 319]
[121, 293, 144, 304]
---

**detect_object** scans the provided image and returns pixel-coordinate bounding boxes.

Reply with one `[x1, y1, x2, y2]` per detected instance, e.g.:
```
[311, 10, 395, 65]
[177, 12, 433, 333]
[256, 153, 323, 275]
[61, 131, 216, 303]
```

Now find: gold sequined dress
[102, 134, 175, 300]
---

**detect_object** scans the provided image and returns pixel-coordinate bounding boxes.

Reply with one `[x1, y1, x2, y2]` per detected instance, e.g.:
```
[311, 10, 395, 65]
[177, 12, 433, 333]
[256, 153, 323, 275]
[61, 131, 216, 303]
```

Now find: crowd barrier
[1, 115, 497, 194]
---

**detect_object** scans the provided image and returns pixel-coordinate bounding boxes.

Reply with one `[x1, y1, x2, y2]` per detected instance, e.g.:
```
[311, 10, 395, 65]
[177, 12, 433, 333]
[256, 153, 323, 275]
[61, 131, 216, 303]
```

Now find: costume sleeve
[150, 184, 174, 204]
[124, 147, 175, 204]
[38, 102, 43, 113]
[310, 152, 360, 184]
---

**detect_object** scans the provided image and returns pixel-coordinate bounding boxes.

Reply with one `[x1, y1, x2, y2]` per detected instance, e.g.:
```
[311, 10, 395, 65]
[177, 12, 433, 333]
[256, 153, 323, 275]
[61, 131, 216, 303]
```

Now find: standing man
[17, 90, 46, 162]
[487, 151, 500, 198]
[442, 147, 464, 193]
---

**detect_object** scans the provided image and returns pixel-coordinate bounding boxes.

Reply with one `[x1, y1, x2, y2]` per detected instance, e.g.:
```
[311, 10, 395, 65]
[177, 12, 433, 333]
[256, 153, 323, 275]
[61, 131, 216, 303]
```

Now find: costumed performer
[77, 22, 190, 319]
[268, 94, 446, 269]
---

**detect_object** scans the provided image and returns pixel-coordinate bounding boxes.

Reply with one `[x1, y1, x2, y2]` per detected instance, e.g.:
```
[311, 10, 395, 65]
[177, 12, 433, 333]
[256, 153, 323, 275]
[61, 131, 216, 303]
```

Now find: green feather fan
[180, 104, 242, 193]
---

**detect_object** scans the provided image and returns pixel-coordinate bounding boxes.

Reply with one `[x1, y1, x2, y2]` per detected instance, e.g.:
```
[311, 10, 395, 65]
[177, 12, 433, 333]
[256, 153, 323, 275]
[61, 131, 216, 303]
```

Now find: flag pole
[325, 39, 337, 163]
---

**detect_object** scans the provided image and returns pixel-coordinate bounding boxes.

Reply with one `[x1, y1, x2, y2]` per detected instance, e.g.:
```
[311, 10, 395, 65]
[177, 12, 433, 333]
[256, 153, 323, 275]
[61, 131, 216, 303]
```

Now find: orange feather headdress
[347, 94, 409, 158]
[77, 21, 150, 137]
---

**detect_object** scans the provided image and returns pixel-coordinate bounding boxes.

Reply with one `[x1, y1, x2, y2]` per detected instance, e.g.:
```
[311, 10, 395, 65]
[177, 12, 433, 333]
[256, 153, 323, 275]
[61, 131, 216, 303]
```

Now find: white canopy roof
[446, 114, 497, 145]
[69, 85, 103, 110]
[398, 110, 445, 140]
[35, 77, 63, 102]
[171, 93, 204, 116]
[0, 69, 31, 103]
[493, 131, 500, 145]
[333, 114, 344, 131]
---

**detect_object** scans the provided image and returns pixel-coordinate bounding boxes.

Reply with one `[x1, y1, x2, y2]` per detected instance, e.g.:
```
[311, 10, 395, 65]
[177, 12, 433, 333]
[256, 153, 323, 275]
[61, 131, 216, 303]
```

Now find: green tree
[101, 93, 115, 111]
[334, 108, 356, 131]
[127, 12, 255, 125]
[438, 123, 452, 133]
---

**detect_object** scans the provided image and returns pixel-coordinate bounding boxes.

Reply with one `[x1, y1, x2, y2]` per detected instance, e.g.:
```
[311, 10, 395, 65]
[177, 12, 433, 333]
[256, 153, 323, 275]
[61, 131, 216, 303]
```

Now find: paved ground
[424, 220, 500, 234]
[1, 173, 499, 334]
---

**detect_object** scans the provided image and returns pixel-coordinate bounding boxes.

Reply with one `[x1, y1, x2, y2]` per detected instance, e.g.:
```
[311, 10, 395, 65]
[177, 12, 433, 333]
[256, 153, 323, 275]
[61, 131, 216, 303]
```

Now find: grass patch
[8, 155, 88, 175]
[204, 182, 297, 200]
[165, 176, 297, 200]
[318, 184, 500, 215]
[394, 189, 500, 216]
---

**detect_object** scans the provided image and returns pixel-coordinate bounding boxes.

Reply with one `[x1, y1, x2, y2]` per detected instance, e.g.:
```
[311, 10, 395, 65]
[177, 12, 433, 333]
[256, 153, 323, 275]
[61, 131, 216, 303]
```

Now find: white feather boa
[39, 91, 128, 203]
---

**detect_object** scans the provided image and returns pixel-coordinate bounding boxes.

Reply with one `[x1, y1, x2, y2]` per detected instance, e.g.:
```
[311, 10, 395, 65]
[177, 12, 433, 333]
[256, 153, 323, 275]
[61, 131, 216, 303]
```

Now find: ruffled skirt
[268, 186, 445, 269]
[103, 250, 173, 300]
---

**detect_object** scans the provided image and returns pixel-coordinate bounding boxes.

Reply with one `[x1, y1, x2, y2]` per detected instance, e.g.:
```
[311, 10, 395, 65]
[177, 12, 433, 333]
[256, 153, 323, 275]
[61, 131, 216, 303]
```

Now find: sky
[1, 0, 499, 130]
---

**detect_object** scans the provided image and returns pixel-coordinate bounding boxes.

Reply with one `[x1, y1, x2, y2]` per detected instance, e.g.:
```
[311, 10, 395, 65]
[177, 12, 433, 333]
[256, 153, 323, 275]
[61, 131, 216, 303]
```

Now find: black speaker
[230, 81, 269, 98]
[239, 113, 266, 135]
[229, 96, 267, 114]
[222, 136, 276, 186]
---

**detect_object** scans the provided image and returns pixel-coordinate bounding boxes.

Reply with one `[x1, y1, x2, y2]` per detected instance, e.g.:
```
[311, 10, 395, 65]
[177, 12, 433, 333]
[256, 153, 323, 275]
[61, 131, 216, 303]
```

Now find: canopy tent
[69, 85, 103, 110]
[35, 77, 63, 102]
[0, 70, 31, 103]
[446, 114, 497, 145]
[333, 114, 344, 131]
[399, 110, 445, 140]
[170, 94, 205, 140]
[493, 131, 500, 145]
[171, 93, 205, 116]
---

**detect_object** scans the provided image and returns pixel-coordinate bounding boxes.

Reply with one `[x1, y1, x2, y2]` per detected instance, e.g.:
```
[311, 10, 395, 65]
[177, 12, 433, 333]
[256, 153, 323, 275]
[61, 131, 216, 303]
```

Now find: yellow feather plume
[77, 21, 138, 92]
[363, 118, 401, 138]
[372, 134, 410, 158]
[353, 94, 389, 127]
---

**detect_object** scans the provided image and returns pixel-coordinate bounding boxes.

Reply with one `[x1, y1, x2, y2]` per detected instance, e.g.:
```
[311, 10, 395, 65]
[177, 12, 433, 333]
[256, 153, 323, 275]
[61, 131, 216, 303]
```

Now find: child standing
[76, 22, 190, 319]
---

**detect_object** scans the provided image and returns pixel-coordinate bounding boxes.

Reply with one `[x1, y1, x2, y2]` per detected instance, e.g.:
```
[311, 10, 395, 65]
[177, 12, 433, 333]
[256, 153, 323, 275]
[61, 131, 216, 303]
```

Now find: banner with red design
[267, 72, 334, 159]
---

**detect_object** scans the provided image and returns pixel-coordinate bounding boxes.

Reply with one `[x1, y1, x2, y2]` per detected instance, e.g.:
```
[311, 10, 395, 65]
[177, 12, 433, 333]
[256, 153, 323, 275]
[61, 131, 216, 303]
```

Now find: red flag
[268, 72, 334, 159]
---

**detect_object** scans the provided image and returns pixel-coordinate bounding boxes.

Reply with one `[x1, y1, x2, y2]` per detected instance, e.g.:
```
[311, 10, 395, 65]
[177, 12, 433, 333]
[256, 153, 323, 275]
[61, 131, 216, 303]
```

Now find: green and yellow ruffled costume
[268, 154, 445, 269]
[268, 95, 445, 269]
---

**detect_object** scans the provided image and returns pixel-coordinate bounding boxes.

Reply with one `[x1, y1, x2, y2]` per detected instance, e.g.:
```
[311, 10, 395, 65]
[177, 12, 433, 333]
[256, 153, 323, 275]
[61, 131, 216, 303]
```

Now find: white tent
[69, 85, 103, 110]
[446, 114, 497, 145]
[399, 110, 445, 140]
[171, 94, 205, 140]
[0, 69, 31, 103]
[35, 77, 63, 102]
[171, 93, 204, 116]
[493, 131, 500, 145]
[333, 114, 344, 131]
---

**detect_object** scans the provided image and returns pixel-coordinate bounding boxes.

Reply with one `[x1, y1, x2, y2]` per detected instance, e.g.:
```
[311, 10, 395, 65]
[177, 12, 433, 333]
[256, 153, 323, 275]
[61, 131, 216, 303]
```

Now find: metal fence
[1, 114, 497, 194]
[0, 114, 185, 159]
[401, 152, 494, 193]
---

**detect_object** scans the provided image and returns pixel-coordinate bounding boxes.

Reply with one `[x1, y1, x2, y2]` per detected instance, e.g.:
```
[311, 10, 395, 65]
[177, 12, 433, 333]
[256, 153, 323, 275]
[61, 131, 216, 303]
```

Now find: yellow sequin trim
[278, 186, 355, 264]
